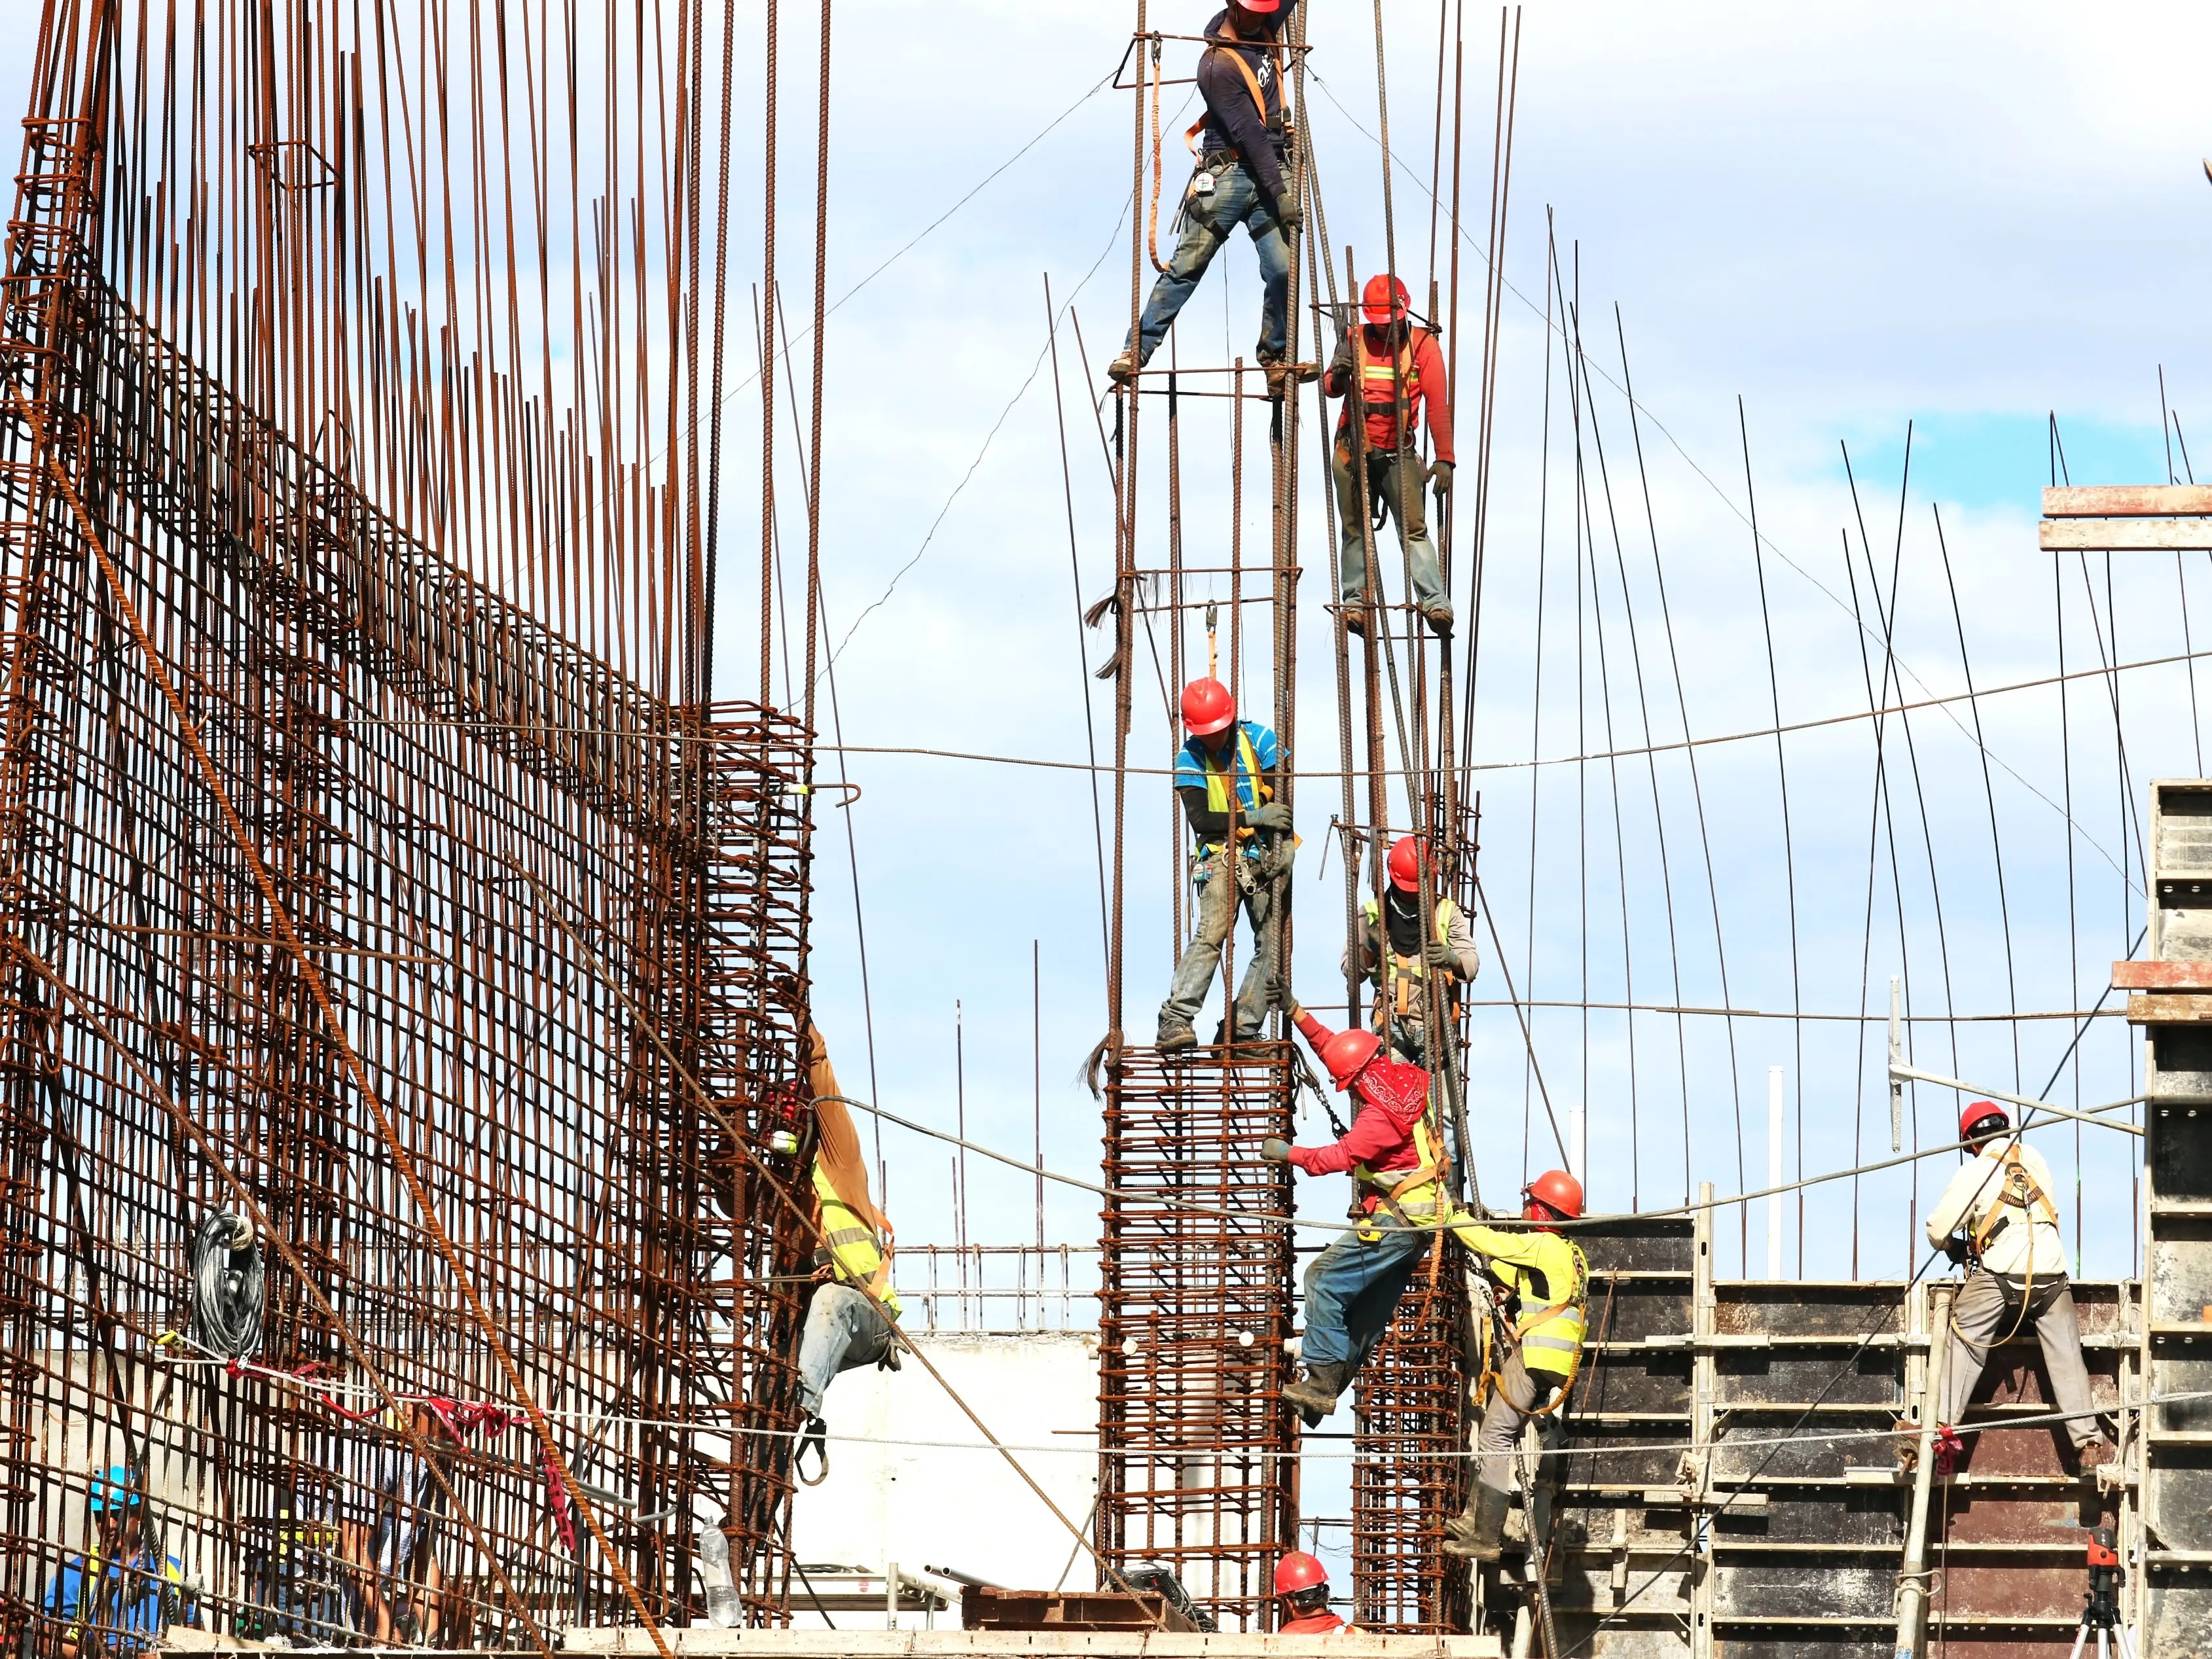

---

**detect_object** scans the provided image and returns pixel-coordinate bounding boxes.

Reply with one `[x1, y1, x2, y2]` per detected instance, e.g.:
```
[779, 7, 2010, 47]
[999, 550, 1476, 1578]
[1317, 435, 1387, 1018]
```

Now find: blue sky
[5, 0, 2207, 1329]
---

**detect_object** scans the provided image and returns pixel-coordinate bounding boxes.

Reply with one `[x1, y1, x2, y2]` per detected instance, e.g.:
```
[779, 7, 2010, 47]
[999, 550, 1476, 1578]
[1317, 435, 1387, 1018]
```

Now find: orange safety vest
[1345, 327, 1429, 452]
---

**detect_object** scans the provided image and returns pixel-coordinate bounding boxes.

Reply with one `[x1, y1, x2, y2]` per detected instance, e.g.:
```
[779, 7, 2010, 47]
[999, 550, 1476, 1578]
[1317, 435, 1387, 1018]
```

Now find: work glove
[1430, 459, 1455, 497]
[1248, 800, 1293, 833]
[1421, 938, 1457, 971]
[1260, 1137, 1292, 1164]
[1943, 1233, 1973, 1267]
[1274, 191, 1304, 234]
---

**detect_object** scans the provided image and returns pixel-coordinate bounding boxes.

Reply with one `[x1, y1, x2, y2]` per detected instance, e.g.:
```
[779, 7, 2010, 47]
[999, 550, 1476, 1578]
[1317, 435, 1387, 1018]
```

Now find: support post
[1689, 1183, 1716, 1659]
[1895, 1279, 1957, 1657]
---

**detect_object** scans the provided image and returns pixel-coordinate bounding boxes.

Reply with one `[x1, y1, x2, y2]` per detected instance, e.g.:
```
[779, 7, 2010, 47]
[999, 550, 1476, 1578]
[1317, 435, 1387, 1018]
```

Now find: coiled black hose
[190, 1209, 264, 1358]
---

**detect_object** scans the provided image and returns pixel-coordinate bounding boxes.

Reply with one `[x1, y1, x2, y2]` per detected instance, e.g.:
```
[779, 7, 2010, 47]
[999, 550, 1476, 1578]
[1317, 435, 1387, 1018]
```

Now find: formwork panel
[1097, 1046, 1296, 1632]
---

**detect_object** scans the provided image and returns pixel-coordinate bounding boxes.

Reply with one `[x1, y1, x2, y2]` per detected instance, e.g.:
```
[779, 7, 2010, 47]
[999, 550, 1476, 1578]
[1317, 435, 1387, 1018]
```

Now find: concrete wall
[789, 1331, 1101, 1624]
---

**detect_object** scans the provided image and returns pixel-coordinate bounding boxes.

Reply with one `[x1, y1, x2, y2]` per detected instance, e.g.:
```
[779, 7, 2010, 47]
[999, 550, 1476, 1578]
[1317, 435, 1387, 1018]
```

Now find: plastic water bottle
[697, 1521, 742, 1628]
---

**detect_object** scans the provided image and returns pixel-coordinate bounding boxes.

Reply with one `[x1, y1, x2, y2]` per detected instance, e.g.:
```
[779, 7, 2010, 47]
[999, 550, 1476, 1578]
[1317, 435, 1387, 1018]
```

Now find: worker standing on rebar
[1108, 0, 1313, 398]
[1325, 274, 1455, 637]
[1441, 1171, 1589, 1561]
[1267, 1003, 1442, 1417]
[1922, 1101, 2114, 1472]
[1158, 677, 1291, 1051]
[1345, 835, 1478, 1065]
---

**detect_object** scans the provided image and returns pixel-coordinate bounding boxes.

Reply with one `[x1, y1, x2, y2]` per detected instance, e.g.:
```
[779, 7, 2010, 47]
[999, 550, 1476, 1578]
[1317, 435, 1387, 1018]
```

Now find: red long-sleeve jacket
[1324, 323, 1455, 463]
[1288, 1010, 1431, 1209]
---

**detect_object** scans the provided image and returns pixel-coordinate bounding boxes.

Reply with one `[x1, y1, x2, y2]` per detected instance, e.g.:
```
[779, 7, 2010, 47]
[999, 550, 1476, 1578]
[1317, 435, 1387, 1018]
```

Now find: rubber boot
[1441, 1484, 1512, 1560]
[1281, 1361, 1354, 1418]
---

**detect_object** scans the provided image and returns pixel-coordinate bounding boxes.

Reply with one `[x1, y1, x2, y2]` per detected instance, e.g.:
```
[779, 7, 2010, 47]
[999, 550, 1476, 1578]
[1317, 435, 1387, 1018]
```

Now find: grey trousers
[796, 1283, 897, 1418]
[1159, 850, 1289, 1041]
[1474, 1345, 1567, 1498]
[1936, 1268, 2099, 1448]
[1334, 442, 1445, 611]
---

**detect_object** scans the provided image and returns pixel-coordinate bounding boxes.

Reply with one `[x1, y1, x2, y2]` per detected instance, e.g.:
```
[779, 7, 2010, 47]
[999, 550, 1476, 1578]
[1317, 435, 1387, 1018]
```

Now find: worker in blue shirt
[1159, 676, 1290, 1049]
[1109, 0, 1313, 397]
[43, 1467, 194, 1659]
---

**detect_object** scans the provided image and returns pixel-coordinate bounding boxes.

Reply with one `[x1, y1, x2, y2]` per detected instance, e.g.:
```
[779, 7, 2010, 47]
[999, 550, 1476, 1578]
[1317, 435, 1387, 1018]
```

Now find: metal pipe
[1895, 1281, 1957, 1657]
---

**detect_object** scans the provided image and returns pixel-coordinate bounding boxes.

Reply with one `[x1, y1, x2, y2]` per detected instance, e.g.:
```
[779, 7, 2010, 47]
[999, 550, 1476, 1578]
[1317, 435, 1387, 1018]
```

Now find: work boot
[1341, 610, 1368, 638]
[2075, 1436, 2117, 1472]
[1157, 1023, 1198, 1054]
[1441, 1484, 1513, 1560]
[1281, 1361, 1354, 1418]
[1108, 349, 1138, 385]
[1420, 599, 1455, 637]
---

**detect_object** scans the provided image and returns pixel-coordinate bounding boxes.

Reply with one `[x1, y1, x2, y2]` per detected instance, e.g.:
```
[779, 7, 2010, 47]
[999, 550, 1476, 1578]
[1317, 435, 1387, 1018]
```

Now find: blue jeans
[796, 1283, 896, 1416]
[1335, 440, 1445, 611]
[1124, 160, 1291, 366]
[1299, 1214, 1436, 1372]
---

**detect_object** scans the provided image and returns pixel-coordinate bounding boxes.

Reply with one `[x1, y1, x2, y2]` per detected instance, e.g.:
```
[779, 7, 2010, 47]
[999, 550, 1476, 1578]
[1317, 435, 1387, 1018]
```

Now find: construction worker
[1345, 835, 1478, 1063]
[1267, 1003, 1442, 1416]
[1109, 0, 1312, 397]
[1324, 274, 1455, 636]
[1159, 677, 1290, 1050]
[43, 1467, 194, 1659]
[795, 1026, 901, 1447]
[1441, 1171, 1589, 1559]
[1272, 1551, 1348, 1635]
[1923, 1100, 2113, 1472]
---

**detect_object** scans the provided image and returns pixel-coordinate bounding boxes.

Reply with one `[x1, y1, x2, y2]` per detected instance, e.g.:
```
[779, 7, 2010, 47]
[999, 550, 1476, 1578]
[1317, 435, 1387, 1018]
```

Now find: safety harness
[1183, 36, 1288, 157]
[1474, 1232, 1590, 1418]
[1362, 894, 1460, 1018]
[1969, 1143, 2059, 1260]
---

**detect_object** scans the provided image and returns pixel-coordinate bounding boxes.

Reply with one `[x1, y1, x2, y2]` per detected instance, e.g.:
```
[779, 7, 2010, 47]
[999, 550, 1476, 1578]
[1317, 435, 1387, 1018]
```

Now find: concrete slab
[560, 1632, 1501, 1658]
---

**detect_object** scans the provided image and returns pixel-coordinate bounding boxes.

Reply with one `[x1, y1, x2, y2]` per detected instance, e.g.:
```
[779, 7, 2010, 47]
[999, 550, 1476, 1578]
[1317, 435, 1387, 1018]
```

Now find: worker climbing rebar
[1109, 0, 1315, 397]
[1919, 1099, 2113, 1475]
[1441, 1171, 1589, 1560]
[1344, 834, 1478, 1065]
[1267, 1003, 1446, 1416]
[1324, 273, 1456, 637]
[1157, 676, 1291, 1050]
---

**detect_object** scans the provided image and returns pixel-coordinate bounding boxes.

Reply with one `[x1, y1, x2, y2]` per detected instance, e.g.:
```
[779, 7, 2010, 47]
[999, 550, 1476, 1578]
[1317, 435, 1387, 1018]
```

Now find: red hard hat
[1960, 1099, 2009, 1139]
[1232, 0, 1284, 12]
[1361, 274, 1410, 327]
[1180, 677, 1235, 737]
[1273, 1552, 1327, 1596]
[1524, 1169, 1584, 1221]
[1318, 1027, 1384, 1091]
[1387, 836, 1425, 893]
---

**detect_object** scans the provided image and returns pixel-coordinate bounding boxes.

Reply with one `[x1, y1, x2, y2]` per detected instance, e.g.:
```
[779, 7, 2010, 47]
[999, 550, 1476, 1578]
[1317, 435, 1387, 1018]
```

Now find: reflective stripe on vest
[1362, 895, 1459, 1016]
[1355, 329, 1425, 436]
[1502, 1236, 1589, 1364]
[813, 1162, 902, 1320]
[1197, 726, 1266, 849]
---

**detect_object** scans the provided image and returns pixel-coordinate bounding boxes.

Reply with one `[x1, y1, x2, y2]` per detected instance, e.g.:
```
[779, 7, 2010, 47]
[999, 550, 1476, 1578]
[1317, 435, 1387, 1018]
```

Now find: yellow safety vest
[812, 1161, 901, 1321]
[1193, 726, 1269, 855]
[1360, 895, 1460, 1017]
[1353, 1107, 1451, 1216]
[1450, 1222, 1587, 1374]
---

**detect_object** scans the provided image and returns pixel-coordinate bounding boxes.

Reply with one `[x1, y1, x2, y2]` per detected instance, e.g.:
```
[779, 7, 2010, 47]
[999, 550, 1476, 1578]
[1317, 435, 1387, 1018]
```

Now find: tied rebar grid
[1097, 1044, 1297, 1632]
[1351, 1250, 1472, 1632]
[0, 15, 821, 1643]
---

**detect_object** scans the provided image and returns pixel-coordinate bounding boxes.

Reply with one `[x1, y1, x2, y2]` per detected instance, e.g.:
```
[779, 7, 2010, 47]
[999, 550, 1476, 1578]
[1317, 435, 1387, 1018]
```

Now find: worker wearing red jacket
[1267, 1003, 1449, 1418]
[1324, 274, 1455, 637]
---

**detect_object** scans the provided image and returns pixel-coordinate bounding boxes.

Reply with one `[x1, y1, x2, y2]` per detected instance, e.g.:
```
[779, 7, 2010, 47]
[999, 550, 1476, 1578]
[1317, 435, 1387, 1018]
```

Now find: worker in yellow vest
[1345, 835, 1478, 1064]
[1923, 1101, 2112, 1473]
[1442, 1171, 1589, 1560]
[795, 1038, 901, 1436]
[1159, 677, 1291, 1050]
[1324, 274, 1455, 637]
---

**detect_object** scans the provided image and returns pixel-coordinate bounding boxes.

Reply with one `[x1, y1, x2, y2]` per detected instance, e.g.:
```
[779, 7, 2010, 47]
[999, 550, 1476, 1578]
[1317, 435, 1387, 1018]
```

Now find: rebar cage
[0, 1, 820, 1647]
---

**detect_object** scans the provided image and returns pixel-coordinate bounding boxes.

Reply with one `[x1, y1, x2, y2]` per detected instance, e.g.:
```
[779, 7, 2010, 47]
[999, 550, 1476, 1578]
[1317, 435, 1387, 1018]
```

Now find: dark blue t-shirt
[1197, 1, 1300, 200]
